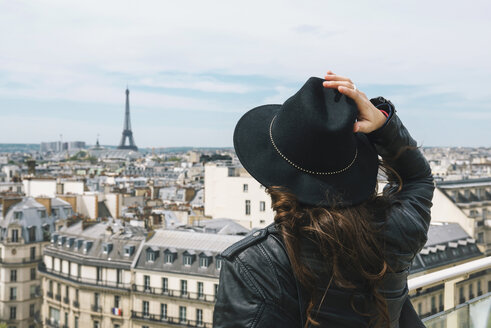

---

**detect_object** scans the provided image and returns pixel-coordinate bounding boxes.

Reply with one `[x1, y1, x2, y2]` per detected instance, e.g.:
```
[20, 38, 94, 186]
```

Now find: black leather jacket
[214, 102, 435, 328]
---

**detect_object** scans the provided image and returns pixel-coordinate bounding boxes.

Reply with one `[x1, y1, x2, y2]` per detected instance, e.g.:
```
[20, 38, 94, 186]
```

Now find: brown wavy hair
[268, 160, 402, 328]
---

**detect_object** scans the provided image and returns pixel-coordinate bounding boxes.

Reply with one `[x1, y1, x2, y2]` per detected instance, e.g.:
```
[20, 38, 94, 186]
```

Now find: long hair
[268, 160, 403, 328]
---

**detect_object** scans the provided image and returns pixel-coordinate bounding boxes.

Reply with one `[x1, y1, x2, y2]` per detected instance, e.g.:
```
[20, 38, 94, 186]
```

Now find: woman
[213, 71, 434, 328]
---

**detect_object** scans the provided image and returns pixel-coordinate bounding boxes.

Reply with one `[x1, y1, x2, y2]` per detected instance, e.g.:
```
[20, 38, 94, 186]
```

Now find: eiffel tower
[117, 88, 138, 151]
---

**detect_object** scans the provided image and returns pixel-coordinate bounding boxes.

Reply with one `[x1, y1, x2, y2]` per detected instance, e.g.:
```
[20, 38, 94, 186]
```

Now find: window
[243, 184, 248, 192]
[14, 211, 22, 219]
[142, 301, 149, 316]
[31, 267, 36, 280]
[162, 277, 168, 293]
[75, 289, 79, 302]
[52, 208, 58, 217]
[417, 303, 422, 315]
[431, 296, 436, 312]
[65, 312, 68, 326]
[28, 227, 36, 242]
[478, 232, 484, 243]
[116, 269, 122, 284]
[478, 280, 482, 295]
[164, 253, 174, 264]
[144, 275, 150, 290]
[114, 295, 120, 308]
[10, 306, 16, 319]
[30, 304, 35, 316]
[38, 209, 46, 218]
[75, 316, 79, 328]
[30, 246, 36, 260]
[103, 243, 113, 254]
[439, 293, 443, 310]
[77, 264, 81, 278]
[96, 267, 102, 282]
[199, 257, 209, 268]
[93, 321, 100, 328]
[11, 229, 18, 242]
[10, 287, 17, 300]
[160, 303, 167, 320]
[30, 285, 37, 297]
[181, 280, 188, 296]
[245, 200, 251, 215]
[259, 201, 266, 212]
[469, 283, 474, 298]
[197, 282, 204, 298]
[196, 309, 203, 326]
[459, 286, 465, 303]
[183, 255, 193, 266]
[216, 258, 223, 270]
[94, 293, 100, 308]
[124, 245, 135, 256]
[214, 283, 219, 300]
[147, 250, 156, 262]
[49, 280, 53, 293]
[179, 306, 187, 323]
[10, 269, 17, 282]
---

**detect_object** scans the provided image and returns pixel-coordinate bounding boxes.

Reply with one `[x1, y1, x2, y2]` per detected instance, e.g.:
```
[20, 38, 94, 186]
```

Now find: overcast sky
[1, 0, 490, 147]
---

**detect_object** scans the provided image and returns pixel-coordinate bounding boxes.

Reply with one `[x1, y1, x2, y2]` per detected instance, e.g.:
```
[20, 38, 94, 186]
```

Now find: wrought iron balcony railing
[132, 284, 216, 302]
[131, 310, 211, 327]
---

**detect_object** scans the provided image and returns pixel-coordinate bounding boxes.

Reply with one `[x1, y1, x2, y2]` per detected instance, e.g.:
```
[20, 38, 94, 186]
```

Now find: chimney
[2, 197, 23, 217]
[26, 160, 36, 175]
[35, 197, 52, 216]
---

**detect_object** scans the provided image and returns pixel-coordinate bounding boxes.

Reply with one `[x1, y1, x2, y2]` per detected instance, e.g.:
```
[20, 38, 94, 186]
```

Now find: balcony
[73, 300, 80, 308]
[63, 297, 69, 304]
[39, 267, 132, 290]
[131, 310, 212, 327]
[47, 291, 53, 298]
[55, 294, 61, 301]
[132, 284, 216, 302]
[91, 305, 102, 312]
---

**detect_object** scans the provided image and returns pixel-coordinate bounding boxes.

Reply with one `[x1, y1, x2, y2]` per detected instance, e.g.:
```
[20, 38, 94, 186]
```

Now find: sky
[0, 0, 490, 148]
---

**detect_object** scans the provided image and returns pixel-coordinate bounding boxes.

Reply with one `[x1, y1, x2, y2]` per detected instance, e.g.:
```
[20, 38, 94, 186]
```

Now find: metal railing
[131, 310, 212, 327]
[40, 267, 132, 290]
[408, 256, 491, 311]
[132, 284, 216, 302]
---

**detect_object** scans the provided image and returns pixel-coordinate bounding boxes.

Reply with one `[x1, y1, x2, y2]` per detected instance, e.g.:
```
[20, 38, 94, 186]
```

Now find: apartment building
[39, 220, 146, 328]
[0, 197, 57, 328]
[131, 230, 241, 328]
[204, 163, 274, 229]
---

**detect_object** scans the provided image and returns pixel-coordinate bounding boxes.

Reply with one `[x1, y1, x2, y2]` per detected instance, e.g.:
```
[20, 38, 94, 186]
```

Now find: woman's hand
[322, 70, 387, 133]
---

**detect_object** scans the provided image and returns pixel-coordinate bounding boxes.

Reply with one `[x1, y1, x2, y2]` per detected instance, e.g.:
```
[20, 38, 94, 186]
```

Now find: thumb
[353, 121, 371, 133]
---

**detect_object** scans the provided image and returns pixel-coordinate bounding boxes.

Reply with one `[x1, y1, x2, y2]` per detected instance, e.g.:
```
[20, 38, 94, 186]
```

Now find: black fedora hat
[233, 77, 379, 207]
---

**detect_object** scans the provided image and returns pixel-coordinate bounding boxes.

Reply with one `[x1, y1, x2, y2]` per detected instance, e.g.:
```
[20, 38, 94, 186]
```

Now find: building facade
[0, 197, 57, 328]
[204, 163, 274, 229]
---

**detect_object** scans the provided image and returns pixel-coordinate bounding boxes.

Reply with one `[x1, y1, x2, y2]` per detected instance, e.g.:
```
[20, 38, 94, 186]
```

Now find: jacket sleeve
[213, 248, 300, 328]
[367, 104, 435, 272]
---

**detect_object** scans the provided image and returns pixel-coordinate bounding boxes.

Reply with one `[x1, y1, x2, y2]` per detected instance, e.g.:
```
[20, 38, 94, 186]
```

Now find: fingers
[353, 121, 370, 133]
[323, 81, 355, 90]
[324, 74, 353, 83]
[336, 85, 360, 100]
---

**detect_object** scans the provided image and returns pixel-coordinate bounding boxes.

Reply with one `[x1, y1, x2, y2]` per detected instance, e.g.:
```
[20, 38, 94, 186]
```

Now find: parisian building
[0, 197, 59, 328]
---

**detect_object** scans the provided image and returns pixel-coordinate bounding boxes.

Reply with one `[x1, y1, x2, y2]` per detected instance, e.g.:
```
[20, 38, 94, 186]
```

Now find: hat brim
[233, 104, 379, 207]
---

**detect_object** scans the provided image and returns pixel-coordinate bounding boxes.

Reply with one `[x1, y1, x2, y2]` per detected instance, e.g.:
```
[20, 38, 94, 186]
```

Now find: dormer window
[216, 257, 223, 270]
[51, 234, 59, 245]
[102, 243, 113, 255]
[146, 247, 158, 262]
[183, 250, 196, 266]
[75, 239, 84, 250]
[14, 211, 22, 220]
[58, 236, 66, 246]
[64, 208, 72, 216]
[164, 248, 177, 264]
[52, 209, 59, 217]
[66, 237, 75, 248]
[38, 210, 46, 218]
[199, 252, 212, 268]
[124, 245, 135, 257]
[83, 241, 93, 253]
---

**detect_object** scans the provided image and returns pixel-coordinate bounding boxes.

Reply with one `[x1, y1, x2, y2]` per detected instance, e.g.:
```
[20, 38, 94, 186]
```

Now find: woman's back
[213, 74, 434, 328]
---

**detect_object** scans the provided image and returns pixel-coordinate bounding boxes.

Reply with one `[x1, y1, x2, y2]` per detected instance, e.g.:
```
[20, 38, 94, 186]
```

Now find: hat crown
[272, 77, 358, 172]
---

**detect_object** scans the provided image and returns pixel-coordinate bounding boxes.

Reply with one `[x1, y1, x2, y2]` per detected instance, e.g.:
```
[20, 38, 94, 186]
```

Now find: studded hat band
[269, 115, 358, 175]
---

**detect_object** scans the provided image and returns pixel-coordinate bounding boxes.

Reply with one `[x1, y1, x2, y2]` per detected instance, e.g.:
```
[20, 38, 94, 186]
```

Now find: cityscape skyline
[1, 1, 490, 147]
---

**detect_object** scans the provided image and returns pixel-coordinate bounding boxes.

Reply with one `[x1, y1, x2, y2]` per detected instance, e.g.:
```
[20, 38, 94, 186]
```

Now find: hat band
[269, 115, 358, 175]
